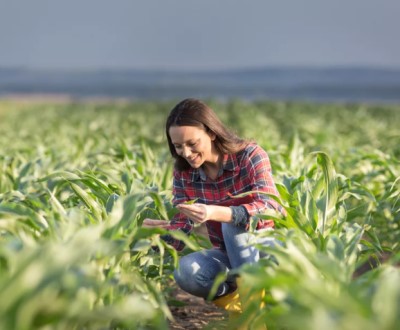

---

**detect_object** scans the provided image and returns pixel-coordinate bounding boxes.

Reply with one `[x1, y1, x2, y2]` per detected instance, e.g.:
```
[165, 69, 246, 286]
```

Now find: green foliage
[0, 99, 399, 329]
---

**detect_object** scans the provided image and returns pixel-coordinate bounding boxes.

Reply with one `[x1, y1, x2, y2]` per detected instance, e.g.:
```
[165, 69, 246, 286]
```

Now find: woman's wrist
[207, 205, 234, 223]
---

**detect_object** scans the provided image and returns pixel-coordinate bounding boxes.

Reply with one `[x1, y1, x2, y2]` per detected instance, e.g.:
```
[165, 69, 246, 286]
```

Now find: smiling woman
[142, 98, 285, 317]
[169, 125, 219, 178]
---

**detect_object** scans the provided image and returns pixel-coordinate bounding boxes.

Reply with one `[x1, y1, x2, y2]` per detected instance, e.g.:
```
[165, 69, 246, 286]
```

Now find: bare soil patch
[168, 284, 228, 330]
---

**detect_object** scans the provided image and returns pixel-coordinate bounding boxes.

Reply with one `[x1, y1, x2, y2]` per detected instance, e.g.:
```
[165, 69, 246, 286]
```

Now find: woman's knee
[173, 250, 230, 298]
[173, 254, 199, 289]
[173, 253, 210, 298]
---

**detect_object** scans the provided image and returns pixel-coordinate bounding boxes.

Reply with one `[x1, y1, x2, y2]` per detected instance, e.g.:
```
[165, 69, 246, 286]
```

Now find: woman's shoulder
[238, 142, 267, 158]
[234, 143, 269, 167]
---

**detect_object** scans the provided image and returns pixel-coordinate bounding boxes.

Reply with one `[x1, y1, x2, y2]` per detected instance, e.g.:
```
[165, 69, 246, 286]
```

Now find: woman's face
[169, 125, 218, 168]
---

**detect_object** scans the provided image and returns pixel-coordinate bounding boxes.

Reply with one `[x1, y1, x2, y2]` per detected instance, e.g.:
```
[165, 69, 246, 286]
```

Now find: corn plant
[230, 149, 399, 330]
[1, 100, 399, 329]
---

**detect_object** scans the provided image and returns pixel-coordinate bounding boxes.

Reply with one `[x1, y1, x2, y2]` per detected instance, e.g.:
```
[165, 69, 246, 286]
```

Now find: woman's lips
[187, 155, 199, 163]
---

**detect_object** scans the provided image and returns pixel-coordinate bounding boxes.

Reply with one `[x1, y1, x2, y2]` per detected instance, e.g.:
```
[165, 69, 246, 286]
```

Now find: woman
[143, 98, 284, 310]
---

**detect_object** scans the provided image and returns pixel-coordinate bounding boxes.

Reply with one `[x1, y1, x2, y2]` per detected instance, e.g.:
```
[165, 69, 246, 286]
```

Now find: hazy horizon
[2, 64, 400, 73]
[2, 66, 400, 104]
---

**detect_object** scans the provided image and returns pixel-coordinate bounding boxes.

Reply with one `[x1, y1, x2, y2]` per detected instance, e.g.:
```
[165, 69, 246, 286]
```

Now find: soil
[168, 284, 228, 330]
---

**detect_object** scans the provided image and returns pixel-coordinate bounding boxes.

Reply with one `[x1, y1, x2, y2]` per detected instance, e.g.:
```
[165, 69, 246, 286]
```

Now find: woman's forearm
[177, 203, 233, 224]
[207, 205, 233, 223]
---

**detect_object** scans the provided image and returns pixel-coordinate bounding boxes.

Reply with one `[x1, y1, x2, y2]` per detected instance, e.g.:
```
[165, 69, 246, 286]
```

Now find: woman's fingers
[177, 203, 203, 213]
[177, 205, 198, 217]
[177, 204, 209, 223]
[176, 204, 195, 211]
[142, 218, 170, 228]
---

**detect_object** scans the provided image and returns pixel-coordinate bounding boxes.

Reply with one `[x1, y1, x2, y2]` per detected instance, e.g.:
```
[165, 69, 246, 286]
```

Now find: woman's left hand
[176, 203, 212, 224]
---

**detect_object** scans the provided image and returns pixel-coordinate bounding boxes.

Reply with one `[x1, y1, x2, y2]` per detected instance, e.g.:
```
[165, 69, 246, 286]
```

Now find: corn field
[0, 99, 399, 330]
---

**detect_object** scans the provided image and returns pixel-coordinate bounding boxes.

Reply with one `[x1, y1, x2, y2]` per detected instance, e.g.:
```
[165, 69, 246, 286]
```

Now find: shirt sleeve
[240, 145, 284, 217]
[161, 169, 194, 251]
[230, 205, 249, 227]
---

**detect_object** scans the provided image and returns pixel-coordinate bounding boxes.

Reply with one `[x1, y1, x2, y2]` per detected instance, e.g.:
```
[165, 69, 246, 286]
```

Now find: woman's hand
[176, 203, 211, 224]
[142, 219, 170, 228]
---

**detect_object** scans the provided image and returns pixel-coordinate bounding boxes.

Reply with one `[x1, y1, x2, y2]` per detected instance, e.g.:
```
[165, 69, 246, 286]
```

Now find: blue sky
[0, 0, 399, 70]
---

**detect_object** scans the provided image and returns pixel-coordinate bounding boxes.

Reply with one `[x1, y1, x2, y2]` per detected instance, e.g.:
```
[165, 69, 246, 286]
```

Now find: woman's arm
[177, 145, 283, 225]
[142, 219, 170, 228]
[176, 203, 233, 224]
[240, 144, 284, 216]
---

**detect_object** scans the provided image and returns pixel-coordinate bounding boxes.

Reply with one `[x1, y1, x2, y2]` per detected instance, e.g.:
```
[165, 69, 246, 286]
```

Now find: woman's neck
[203, 153, 222, 180]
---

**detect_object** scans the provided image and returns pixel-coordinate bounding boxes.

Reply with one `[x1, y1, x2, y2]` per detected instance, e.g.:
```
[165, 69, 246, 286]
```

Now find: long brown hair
[166, 98, 249, 171]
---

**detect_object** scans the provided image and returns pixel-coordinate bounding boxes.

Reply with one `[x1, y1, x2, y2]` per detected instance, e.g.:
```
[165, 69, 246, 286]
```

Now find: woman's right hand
[142, 218, 170, 228]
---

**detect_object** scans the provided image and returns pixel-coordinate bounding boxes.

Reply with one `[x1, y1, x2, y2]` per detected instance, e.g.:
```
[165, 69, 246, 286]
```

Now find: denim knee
[173, 250, 231, 299]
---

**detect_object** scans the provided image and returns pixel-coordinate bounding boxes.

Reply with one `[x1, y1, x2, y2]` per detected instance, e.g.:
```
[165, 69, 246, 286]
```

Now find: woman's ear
[208, 131, 216, 141]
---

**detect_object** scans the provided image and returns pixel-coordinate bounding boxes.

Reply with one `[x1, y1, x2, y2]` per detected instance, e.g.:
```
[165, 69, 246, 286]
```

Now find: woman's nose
[181, 146, 191, 158]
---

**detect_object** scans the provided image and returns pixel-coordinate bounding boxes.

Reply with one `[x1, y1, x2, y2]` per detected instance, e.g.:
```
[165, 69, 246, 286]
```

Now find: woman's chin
[188, 162, 201, 168]
[187, 156, 201, 168]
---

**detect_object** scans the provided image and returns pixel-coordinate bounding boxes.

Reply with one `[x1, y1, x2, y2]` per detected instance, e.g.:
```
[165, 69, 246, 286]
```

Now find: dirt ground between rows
[168, 284, 228, 330]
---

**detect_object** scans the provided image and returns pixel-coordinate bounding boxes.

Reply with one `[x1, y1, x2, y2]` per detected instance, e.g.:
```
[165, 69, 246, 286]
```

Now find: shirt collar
[190, 153, 238, 182]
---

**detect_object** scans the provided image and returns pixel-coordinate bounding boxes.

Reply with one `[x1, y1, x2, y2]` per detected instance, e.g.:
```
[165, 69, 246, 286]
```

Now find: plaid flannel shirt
[163, 143, 284, 251]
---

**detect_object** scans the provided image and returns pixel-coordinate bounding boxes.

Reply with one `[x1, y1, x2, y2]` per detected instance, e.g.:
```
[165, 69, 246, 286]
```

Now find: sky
[0, 0, 399, 70]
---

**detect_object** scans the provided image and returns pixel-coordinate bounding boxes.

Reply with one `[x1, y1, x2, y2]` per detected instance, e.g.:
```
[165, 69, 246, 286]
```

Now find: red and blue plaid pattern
[164, 143, 284, 251]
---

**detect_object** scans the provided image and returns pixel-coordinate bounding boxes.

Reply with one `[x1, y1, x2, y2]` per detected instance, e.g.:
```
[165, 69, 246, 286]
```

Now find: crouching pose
[143, 98, 284, 311]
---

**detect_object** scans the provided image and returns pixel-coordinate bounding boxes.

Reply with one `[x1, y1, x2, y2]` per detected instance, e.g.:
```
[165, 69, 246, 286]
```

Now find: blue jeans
[173, 223, 276, 300]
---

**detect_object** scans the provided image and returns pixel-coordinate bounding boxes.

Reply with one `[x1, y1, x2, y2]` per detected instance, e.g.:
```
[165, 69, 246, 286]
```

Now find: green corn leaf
[183, 198, 198, 205]
[311, 152, 338, 234]
[105, 193, 119, 214]
[0, 202, 48, 231]
[38, 171, 82, 182]
[69, 182, 102, 221]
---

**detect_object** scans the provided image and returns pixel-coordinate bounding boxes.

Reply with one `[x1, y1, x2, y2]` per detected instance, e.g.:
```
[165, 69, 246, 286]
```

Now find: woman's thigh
[222, 223, 278, 269]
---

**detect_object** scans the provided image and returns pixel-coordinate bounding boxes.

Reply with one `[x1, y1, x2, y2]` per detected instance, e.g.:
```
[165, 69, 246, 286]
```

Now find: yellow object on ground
[212, 279, 267, 329]
[212, 290, 242, 312]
